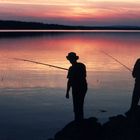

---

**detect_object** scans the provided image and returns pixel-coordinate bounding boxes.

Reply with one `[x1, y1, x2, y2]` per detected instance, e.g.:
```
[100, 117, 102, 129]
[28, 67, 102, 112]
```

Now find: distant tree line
[0, 20, 140, 30]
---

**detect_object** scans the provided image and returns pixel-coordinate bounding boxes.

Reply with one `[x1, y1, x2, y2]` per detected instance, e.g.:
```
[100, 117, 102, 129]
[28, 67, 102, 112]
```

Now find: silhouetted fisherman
[126, 59, 140, 117]
[66, 52, 87, 121]
[130, 58, 140, 112]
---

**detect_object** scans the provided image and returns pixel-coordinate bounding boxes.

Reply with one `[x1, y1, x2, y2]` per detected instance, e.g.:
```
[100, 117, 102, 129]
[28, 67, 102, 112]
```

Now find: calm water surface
[0, 31, 140, 140]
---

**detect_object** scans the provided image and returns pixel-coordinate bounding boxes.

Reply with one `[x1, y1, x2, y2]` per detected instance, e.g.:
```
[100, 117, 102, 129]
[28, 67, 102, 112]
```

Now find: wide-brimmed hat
[66, 52, 79, 60]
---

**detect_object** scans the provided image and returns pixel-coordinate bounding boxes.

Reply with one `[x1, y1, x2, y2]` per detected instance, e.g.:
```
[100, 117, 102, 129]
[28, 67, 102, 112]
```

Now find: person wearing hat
[66, 52, 87, 121]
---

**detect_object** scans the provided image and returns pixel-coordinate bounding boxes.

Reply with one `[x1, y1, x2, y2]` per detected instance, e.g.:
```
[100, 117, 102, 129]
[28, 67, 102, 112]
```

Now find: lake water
[0, 31, 140, 140]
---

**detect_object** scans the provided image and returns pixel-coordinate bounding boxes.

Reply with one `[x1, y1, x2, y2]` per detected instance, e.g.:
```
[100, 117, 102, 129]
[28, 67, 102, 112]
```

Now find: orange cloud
[0, 1, 139, 25]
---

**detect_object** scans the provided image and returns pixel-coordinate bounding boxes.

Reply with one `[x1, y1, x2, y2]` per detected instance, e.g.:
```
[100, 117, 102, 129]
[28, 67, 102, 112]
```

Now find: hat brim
[66, 56, 79, 60]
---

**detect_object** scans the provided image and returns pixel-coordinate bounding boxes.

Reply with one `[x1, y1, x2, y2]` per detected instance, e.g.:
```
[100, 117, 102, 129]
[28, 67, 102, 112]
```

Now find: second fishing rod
[100, 50, 132, 72]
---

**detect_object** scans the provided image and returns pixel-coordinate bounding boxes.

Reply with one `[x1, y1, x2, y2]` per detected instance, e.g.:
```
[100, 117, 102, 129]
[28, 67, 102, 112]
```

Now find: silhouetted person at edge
[129, 58, 140, 113]
[66, 52, 87, 121]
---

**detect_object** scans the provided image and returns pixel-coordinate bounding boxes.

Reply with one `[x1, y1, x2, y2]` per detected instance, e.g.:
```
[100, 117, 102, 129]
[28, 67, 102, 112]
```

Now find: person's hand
[66, 92, 69, 99]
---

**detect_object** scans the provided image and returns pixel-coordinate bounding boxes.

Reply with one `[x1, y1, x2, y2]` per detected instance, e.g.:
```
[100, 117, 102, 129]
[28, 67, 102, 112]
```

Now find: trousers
[72, 85, 87, 121]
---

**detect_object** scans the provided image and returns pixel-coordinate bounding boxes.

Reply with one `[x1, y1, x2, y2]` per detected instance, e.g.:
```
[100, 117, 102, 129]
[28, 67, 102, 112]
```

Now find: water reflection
[0, 32, 140, 139]
[0, 32, 140, 88]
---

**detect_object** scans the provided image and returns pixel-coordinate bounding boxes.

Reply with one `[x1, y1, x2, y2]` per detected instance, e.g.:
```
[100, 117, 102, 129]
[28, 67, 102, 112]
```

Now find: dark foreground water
[0, 31, 140, 140]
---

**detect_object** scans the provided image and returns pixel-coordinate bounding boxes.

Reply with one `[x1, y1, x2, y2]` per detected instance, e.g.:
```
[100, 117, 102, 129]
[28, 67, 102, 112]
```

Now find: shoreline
[52, 107, 140, 140]
[0, 29, 140, 33]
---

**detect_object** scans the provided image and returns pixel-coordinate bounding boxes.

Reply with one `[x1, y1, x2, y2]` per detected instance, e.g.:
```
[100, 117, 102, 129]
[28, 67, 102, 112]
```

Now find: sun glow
[0, 0, 139, 25]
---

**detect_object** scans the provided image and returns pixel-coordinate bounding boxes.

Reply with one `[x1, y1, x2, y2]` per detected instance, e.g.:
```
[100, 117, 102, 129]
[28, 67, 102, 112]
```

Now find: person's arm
[66, 79, 71, 99]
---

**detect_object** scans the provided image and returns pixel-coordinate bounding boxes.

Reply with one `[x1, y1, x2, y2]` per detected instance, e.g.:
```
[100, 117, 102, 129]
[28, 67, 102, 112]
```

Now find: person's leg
[72, 87, 87, 121]
[78, 92, 86, 120]
[130, 83, 140, 111]
[72, 90, 79, 121]
[72, 91, 84, 121]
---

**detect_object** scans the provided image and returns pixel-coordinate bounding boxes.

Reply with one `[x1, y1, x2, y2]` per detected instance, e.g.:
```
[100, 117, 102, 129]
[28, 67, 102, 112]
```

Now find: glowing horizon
[0, 0, 140, 26]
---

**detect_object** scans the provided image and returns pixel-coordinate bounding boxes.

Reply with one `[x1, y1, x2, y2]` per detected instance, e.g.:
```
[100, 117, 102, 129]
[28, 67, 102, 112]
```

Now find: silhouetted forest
[0, 20, 140, 30]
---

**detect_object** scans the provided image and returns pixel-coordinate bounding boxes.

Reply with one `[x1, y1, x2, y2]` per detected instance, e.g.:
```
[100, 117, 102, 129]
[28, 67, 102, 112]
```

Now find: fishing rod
[13, 58, 68, 71]
[100, 50, 132, 72]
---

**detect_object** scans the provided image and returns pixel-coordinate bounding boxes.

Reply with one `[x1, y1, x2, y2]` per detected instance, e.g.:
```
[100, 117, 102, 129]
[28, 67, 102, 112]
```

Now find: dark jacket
[67, 62, 87, 89]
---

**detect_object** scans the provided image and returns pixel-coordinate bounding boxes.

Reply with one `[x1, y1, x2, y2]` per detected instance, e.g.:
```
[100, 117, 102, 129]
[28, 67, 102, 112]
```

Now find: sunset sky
[0, 0, 140, 26]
